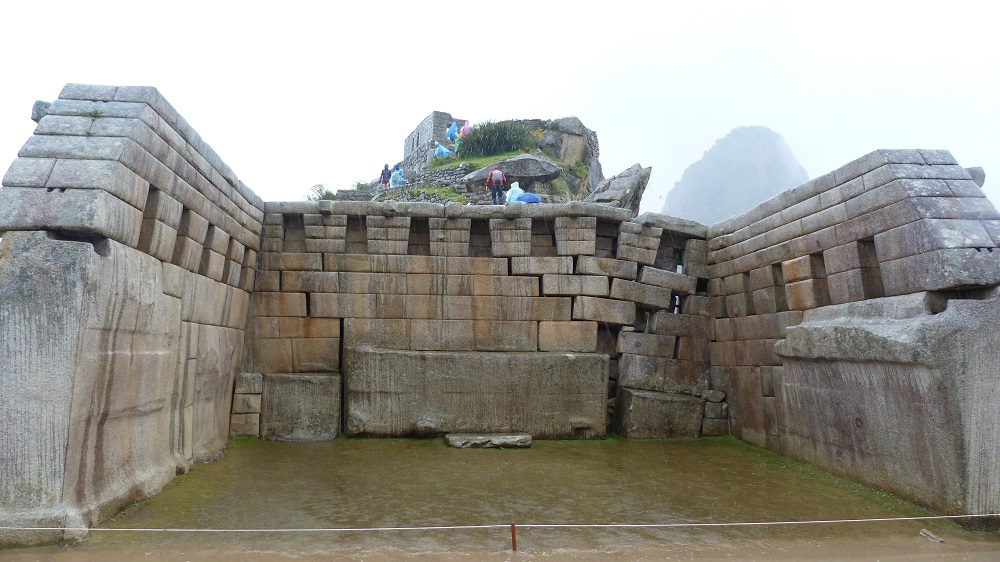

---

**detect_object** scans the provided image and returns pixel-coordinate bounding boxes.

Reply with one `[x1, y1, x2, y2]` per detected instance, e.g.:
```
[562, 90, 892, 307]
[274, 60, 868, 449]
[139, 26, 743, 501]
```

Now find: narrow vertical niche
[771, 264, 788, 312]
[408, 217, 430, 255]
[742, 272, 756, 316]
[469, 219, 491, 257]
[283, 214, 305, 253]
[653, 233, 681, 272]
[809, 253, 832, 307]
[858, 239, 885, 299]
[530, 218, 557, 257]
[345, 215, 368, 254]
[595, 220, 618, 258]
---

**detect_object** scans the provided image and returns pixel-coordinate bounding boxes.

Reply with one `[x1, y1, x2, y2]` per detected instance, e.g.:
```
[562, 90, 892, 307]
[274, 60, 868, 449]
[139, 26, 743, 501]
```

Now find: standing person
[486, 165, 506, 205]
[379, 164, 391, 189]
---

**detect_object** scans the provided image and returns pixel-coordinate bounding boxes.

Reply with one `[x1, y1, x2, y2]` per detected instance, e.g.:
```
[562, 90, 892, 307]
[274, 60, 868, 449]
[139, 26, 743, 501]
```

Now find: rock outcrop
[663, 126, 808, 225]
[461, 153, 563, 191]
[584, 163, 651, 217]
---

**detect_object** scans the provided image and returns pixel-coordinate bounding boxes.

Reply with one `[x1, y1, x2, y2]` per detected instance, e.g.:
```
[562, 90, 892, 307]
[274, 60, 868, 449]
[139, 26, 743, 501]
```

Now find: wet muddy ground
[3, 436, 999, 560]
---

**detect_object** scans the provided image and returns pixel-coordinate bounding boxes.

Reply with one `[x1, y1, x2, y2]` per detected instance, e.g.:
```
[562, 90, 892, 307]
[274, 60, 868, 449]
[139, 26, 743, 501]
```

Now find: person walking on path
[486, 165, 506, 205]
[379, 164, 391, 189]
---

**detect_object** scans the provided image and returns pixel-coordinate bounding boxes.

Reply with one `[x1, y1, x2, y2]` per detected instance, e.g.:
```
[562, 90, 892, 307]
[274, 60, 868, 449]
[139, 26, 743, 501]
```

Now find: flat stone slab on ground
[445, 433, 533, 448]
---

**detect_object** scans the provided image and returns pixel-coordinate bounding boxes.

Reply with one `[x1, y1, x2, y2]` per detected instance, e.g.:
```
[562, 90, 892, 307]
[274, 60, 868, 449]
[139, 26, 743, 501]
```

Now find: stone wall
[5, 83, 1000, 545]
[402, 111, 466, 172]
[705, 149, 1000, 524]
[236, 200, 714, 440]
[0, 84, 263, 546]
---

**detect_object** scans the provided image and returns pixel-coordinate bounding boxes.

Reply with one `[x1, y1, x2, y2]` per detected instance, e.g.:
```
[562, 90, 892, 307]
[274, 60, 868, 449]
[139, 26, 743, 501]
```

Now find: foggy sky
[1, 1, 996, 224]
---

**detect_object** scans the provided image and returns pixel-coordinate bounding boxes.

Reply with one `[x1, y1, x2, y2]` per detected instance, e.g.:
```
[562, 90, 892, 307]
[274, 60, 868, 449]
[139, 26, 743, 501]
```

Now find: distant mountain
[663, 126, 808, 225]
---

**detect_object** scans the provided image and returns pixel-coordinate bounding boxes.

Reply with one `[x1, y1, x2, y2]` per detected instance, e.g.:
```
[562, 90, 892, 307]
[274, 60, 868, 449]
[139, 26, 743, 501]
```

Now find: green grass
[374, 185, 467, 204]
[428, 150, 525, 171]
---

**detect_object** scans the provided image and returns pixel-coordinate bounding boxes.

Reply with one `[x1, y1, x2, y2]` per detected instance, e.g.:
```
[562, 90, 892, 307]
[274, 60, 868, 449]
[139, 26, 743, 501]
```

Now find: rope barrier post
[511, 521, 517, 552]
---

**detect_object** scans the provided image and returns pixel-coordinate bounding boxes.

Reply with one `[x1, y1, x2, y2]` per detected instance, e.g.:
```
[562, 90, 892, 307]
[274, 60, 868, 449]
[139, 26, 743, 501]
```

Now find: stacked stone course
[232, 199, 715, 440]
[706, 148, 1000, 522]
[0, 84, 265, 545]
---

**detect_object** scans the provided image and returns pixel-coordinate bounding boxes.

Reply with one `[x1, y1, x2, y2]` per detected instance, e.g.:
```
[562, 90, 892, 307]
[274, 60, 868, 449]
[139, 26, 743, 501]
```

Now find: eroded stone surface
[445, 433, 532, 448]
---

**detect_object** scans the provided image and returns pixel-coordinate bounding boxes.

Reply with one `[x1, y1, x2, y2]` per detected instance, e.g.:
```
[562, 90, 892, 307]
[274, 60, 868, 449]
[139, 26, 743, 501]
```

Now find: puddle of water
[4, 436, 1000, 559]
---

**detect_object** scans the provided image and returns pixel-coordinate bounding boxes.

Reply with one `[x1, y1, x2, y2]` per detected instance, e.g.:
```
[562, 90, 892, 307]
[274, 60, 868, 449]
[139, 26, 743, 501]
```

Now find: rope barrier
[3, 512, 998, 534]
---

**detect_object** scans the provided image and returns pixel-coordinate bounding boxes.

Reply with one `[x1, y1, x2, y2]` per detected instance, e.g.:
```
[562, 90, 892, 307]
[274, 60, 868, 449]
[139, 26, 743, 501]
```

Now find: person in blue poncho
[434, 141, 454, 158]
[389, 165, 407, 188]
[505, 182, 540, 204]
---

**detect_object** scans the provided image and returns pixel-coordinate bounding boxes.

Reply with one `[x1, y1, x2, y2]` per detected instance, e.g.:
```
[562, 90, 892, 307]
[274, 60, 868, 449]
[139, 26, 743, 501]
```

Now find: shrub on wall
[458, 121, 534, 157]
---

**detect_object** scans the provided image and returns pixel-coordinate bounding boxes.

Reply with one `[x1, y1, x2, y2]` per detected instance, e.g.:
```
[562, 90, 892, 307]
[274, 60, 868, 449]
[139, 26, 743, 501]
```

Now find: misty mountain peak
[663, 126, 808, 225]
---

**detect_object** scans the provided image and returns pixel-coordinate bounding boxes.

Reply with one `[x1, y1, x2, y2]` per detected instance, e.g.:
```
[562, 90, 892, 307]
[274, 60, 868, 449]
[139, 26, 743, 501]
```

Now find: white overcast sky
[0, 1, 997, 219]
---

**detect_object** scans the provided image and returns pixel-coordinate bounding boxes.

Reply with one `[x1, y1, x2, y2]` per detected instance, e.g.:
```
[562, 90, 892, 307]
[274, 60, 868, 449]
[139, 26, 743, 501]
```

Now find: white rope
[2, 513, 998, 534]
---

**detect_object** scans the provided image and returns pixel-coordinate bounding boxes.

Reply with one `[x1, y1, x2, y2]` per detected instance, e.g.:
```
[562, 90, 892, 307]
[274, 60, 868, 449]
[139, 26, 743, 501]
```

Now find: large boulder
[584, 163, 651, 217]
[461, 154, 563, 190]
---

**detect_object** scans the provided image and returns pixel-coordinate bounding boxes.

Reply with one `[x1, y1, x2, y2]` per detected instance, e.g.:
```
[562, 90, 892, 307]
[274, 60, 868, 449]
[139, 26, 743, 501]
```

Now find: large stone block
[637, 266, 698, 295]
[229, 413, 260, 437]
[878, 247, 1000, 295]
[235, 372, 264, 394]
[410, 319, 475, 351]
[510, 256, 573, 275]
[728, 367, 765, 447]
[291, 337, 341, 372]
[0, 186, 142, 247]
[610, 279, 674, 310]
[253, 292, 306, 317]
[645, 311, 708, 339]
[446, 274, 538, 297]
[2, 156, 55, 188]
[261, 373, 341, 441]
[46, 158, 151, 210]
[311, 293, 378, 318]
[614, 389, 704, 438]
[542, 274, 609, 296]
[0, 231, 213, 546]
[575, 255, 638, 279]
[782, 254, 827, 283]
[616, 332, 676, 358]
[828, 268, 884, 304]
[617, 353, 707, 393]
[260, 252, 323, 272]
[874, 218, 994, 262]
[473, 320, 539, 351]
[572, 296, 635, 325]
[281, 271, 340, 293]
[773, 293, 1000, 520]
[343, 348, 607, 439]
[343, 318, 410, 348]
[538, 321, 597, 352]
[137, 218, 177, 262]
[442, 296, 571, 321]
[784, 278, 830, 310]
[232, 393, 262, 414]
[555, 239, 597, 255]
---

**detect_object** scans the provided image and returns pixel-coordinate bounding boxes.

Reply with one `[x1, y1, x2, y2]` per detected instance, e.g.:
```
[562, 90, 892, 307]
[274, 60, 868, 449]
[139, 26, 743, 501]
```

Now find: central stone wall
[235, 200, 716, 441]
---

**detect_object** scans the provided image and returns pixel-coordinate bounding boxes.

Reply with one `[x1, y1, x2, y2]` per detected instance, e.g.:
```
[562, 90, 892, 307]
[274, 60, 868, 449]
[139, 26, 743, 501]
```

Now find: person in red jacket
[486, 165, 506, 204]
